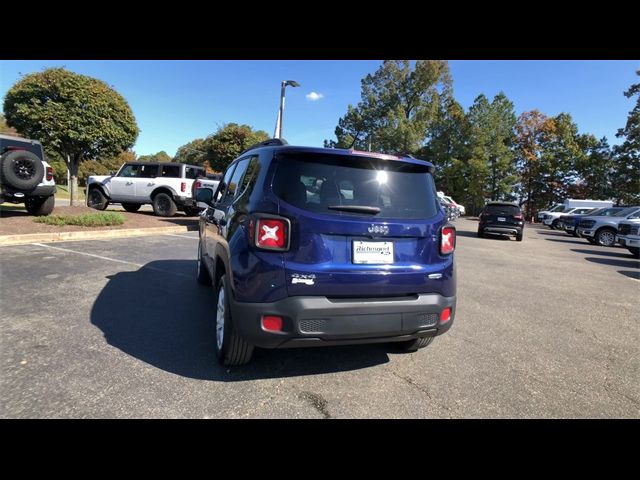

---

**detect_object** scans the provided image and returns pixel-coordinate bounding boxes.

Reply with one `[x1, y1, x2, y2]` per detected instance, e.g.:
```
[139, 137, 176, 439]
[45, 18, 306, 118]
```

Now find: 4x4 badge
[368, 224, 389, 235]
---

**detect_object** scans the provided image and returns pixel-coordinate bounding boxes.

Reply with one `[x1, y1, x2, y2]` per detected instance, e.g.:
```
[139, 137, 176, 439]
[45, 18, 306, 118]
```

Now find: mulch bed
[0, 205, 198, 236]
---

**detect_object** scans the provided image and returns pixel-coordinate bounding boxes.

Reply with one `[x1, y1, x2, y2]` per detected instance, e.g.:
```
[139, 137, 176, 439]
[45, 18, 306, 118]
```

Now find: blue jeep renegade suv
[196, 139, 457, 366]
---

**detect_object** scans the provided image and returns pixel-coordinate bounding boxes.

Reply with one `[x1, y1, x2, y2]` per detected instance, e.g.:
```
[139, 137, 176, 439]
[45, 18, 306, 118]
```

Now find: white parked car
[615, 219, 640, 257]
[437, 192, 465, 216]
[538, 199, 613, 223]
[543, 207, 600, 228]
[86, 161, 205, 217]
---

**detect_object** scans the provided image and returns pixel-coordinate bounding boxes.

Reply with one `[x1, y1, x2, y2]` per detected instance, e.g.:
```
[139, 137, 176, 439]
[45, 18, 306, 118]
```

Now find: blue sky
[1, 60, 638, 156]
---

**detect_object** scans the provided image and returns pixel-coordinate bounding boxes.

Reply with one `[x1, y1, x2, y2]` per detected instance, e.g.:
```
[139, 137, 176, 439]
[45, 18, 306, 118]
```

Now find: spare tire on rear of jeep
[1, 150, 45, 191]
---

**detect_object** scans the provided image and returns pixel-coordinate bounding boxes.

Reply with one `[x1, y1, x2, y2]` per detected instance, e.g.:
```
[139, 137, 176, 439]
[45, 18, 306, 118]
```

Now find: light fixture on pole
[274, 80, 300, 139]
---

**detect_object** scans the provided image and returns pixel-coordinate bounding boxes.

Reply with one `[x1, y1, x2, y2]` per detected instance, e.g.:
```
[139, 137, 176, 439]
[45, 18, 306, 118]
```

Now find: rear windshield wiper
[328, 205, 381, 214]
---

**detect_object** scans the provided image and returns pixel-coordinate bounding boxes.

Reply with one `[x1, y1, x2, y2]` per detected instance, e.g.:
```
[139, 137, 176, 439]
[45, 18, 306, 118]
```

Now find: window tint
[160, 165, 181, 178]
[138, 164, 158, 178]
[185, 166, 204, 180]
[273, 153, 440, 219]
[224, 158, 250, 202]
[236, 156, 260, 199]
[215, 163, 237, 203]
[484, 205, 521, 215]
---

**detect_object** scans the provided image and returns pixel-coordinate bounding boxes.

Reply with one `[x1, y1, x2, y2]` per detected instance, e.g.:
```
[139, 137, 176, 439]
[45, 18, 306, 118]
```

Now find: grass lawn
[56, 185, 85, 200]
[34, 212, 125, 227]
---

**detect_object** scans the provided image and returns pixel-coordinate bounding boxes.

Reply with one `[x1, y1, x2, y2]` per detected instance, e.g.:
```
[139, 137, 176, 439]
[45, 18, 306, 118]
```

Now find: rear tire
[25, 195, 55, 216]
[214, 275, 253, 366]
[87, 188, 108, 210]
[152, 192, 177, 217]
[396, 336, 434, 352]
[121, 203, 141, 213]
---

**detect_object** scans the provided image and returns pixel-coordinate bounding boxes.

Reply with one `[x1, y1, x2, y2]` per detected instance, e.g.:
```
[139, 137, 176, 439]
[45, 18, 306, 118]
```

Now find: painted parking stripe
[164, 234, 199, 240]
[32, 243, 192, 279]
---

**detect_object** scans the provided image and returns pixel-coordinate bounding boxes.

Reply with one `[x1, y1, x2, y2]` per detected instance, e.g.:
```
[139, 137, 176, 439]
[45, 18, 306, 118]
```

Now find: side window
[138, 164, 158, 178]
[118, 164, 140, 177]
[215, 163, 237, 203]
[185, 166, 204, 180]
[224, 158, 250, 202]
[236, 156, 260, 199]
[628, 210, 640, 219]
[160, 165, 181, 178]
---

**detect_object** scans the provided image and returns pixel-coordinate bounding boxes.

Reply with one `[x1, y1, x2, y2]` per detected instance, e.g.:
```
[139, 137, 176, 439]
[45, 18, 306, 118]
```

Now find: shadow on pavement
[619, 270, 640, 280]
[585, 257, 640, 270]
[571, 248, 636, 259]
[545, 238, 591, 245]
[91, 260, 389, 381]
[0, 208, 29, 218]
[456, 230, 510, 240]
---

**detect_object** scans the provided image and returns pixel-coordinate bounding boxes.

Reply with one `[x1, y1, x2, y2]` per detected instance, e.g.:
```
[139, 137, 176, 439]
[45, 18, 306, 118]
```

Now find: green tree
[174, 138, 208, 166]
[202, 123, 269, 172]
[612, 70, 640, 205]
[325, 60, 452, 154]
[572, 135, 614, 200]
[515, 110, 584, 217]
[3, 67, 139, 205]
[0, 114, 21, 136]
[420, 97, 469, 205]
[138, 151, 172, 163]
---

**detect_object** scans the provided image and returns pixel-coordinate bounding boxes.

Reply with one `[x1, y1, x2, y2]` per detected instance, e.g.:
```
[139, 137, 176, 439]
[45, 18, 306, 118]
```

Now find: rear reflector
[255, 217, 289, 251]
[262, 316, 283, 332]
[440, 226, 455, 255]
[440, 308, 451, 324]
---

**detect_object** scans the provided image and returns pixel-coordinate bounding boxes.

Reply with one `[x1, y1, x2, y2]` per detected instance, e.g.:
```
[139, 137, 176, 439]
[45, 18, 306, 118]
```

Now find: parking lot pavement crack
[389, 370, 453, 413]
[298, 391, 331, 419]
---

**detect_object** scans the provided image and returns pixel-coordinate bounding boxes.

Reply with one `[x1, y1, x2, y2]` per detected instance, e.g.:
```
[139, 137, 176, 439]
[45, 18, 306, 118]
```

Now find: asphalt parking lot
[1, 218, 638, 418]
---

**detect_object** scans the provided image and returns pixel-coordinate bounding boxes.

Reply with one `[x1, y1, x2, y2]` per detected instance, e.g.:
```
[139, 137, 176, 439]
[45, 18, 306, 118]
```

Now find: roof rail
[395, 152, 415, 159]
[241, 138, 288, 155]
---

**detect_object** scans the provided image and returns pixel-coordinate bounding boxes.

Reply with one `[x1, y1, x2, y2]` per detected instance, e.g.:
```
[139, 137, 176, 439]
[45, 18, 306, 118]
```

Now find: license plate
[353, 241, 394, 264]
[498, 217, 506, 222]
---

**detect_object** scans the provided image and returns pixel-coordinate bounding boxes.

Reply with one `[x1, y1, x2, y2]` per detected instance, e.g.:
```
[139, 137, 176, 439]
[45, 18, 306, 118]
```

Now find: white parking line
[164, 234, 199, 240]
[32, 243, 192, 279]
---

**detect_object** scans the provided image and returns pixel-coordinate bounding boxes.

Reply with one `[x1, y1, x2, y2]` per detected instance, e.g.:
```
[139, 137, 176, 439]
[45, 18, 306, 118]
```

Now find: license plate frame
[352, 240, 394, 264]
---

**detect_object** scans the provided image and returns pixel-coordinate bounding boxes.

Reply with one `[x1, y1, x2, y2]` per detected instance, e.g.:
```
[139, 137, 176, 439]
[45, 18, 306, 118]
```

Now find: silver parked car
[576, 207, 640, 247]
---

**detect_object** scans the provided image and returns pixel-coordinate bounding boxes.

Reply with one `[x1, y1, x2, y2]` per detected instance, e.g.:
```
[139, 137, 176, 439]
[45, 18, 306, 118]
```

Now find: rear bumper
[480, 224, 522, 235]
[229, 293, 456, 349]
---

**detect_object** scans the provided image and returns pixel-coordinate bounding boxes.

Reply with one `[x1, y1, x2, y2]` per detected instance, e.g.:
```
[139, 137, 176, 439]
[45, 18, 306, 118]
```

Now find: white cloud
[305, 91, 324, 101]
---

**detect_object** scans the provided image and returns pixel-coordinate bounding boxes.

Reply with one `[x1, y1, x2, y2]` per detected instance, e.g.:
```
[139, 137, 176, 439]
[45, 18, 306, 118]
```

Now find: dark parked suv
[477, 202, 524, 241]
[196, 139, 457, 366]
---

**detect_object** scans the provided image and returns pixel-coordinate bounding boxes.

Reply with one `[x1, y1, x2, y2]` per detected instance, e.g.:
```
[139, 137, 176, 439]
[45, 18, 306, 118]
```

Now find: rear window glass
[185, 166, 204, 179]
[272, 153, 439, 219]
[484, 205, 521, 215]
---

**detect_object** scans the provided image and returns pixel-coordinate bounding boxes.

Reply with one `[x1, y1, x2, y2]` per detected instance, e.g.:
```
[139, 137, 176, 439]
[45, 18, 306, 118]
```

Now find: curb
[0, 225, 197, 246]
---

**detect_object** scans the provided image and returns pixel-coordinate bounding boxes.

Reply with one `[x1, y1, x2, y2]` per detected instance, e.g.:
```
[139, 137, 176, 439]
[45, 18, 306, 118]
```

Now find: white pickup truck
[86, 162, 205, 217]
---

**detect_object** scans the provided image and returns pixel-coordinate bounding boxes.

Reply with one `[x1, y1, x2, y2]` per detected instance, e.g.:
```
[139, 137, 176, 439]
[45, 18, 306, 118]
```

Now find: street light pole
[274, 80, 300, 139]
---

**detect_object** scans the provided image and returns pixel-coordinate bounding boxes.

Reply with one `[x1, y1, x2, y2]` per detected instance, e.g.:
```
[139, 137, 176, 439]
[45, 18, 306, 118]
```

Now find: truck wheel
[516, 230, 523, 242]
[152, 193, 177, 217]
[595, 228, 616, 247]
[396, 336, 434, 352]
[197, 240, 212, 285]
[183, 206, 201, 217]
[214, 275, 253, 366]
[25, 195, 55, 216]
[121, 203, 141, 213]
[0, 150, 44, 191]
[628, 247, 640, 258]
[88, 188, 109, 210]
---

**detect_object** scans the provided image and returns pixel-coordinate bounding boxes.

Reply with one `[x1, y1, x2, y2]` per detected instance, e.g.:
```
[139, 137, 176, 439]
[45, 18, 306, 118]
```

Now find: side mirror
[196, 187, 214, 205]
